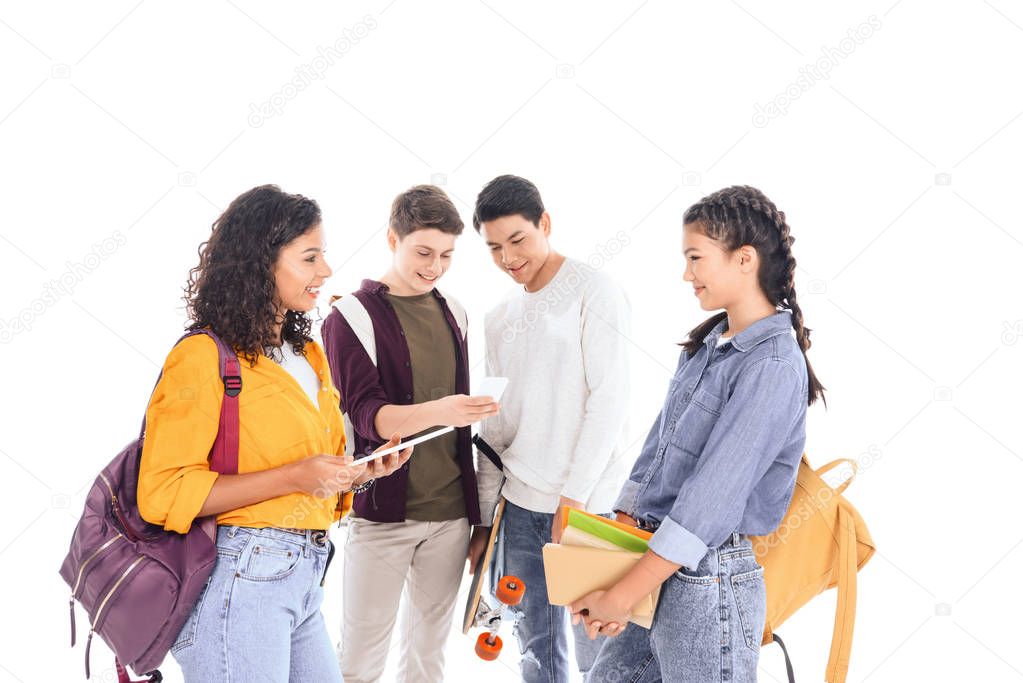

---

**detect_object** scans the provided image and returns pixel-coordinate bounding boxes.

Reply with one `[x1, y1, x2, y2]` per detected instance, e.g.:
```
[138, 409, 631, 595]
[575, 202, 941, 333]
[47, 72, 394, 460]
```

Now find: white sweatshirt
[477, 257, 631, 521]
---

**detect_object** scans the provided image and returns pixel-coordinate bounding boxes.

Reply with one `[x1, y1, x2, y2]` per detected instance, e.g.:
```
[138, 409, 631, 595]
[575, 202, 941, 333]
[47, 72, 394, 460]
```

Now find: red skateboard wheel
[475, 632, 503, 660]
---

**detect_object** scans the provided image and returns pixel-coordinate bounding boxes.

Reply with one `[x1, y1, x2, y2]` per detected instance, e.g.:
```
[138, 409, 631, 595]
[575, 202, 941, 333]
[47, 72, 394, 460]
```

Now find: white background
[1, 1, 1021, 681]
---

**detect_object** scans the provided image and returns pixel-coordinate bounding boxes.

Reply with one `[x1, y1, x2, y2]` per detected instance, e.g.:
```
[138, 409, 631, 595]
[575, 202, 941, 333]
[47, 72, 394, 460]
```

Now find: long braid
[681, 185, 825, 406]
[767, 200, 826, 407]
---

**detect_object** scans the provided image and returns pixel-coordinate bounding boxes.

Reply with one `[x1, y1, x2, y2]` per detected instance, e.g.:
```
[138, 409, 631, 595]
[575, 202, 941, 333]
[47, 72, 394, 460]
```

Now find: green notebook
[566, 509, 650, 553]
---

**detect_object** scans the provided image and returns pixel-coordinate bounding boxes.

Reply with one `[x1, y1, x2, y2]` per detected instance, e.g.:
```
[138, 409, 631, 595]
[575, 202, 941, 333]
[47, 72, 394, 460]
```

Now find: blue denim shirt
[615, 311, 808, 569]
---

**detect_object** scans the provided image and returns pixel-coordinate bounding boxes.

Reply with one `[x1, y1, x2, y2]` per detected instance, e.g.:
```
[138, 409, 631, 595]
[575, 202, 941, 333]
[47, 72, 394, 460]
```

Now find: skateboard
[462, 498, 526, 660]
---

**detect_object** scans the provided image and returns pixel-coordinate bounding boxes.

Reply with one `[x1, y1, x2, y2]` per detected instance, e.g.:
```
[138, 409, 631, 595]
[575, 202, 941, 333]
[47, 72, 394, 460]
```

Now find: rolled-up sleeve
[649, 358, 804, 568]
[138, 335, 223, 534]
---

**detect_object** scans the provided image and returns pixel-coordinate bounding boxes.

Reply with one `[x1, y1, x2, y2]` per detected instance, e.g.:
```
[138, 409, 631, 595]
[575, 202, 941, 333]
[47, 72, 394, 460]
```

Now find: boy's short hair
[472, 175, 545, 232]
[390, 185, 464, 238]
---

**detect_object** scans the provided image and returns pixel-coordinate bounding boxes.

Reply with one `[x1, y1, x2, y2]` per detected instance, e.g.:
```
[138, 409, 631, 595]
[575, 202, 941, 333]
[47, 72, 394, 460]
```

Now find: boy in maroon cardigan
[322, 185, 498, 683]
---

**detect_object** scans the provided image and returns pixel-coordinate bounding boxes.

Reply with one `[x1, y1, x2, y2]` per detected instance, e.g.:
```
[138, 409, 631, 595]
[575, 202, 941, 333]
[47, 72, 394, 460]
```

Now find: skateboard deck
[462, 497, 507, 634]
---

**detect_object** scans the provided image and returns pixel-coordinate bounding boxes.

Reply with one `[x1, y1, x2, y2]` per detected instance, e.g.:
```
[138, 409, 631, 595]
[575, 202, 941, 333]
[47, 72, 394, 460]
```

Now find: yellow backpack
[750, 455, 875, 683]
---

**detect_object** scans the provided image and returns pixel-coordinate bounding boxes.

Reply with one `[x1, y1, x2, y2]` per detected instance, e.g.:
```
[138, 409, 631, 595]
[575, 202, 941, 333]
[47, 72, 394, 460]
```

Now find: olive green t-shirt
[385, 290, 465, 521]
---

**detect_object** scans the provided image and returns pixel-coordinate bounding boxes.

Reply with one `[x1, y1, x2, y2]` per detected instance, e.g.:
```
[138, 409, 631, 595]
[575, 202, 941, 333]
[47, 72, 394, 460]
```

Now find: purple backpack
[59, 329, 242, 681]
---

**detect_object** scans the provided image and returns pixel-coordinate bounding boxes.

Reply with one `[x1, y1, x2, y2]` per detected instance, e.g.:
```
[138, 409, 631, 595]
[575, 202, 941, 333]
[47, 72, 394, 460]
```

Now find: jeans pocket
[237, 538, 303, 582]
[730, 566, 766, 652]
[673, 567, 719, 586]
[171, 573, 213, 654]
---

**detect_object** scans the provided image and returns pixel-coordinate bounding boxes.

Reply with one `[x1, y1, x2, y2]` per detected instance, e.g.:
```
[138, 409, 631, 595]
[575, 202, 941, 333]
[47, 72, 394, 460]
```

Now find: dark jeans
[493, 500, 606, 683]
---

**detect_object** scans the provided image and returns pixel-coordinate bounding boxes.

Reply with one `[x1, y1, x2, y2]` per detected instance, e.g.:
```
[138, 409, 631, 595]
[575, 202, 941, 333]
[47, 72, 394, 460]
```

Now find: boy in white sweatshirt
[471, 175, 631, 683]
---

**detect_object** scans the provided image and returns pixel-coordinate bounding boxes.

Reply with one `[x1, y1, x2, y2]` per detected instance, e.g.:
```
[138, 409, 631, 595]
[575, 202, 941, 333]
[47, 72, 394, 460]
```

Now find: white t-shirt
[268, 341, 320, 406]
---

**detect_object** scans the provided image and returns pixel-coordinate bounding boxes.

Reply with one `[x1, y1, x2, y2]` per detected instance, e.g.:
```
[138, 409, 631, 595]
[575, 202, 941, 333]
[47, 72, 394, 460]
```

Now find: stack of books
[542, 508, 660, 628]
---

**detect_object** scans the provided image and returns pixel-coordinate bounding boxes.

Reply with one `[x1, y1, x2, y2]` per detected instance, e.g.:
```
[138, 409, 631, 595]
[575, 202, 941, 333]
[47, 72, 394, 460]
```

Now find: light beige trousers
[338, 516, 470, 683]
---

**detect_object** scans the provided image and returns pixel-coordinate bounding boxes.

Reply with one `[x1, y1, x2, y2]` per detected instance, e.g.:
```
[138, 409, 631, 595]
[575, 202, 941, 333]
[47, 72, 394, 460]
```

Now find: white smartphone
[475, 376, 509, 403]
[350, 426, 454, 466]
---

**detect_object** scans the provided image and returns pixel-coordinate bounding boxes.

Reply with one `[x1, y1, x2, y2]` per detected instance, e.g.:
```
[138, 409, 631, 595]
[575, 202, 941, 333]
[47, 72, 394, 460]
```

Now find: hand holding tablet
[351, 427, 452, 466]
[349, 378, 509, 468]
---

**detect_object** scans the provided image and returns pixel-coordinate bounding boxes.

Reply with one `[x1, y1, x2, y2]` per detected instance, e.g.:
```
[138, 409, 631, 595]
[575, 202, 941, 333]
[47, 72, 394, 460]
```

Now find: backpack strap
[201, 331, 241, 475]
[771, 634, 796, 683]
[473, 434, 504, 471]
[435, 286, 468, 340]
[137, 329, 242, 475]
[332, 294, 377, 365]
[825, 504, 857, 683]
[816, 459, 858, 496]
[114, 657, 162, 682]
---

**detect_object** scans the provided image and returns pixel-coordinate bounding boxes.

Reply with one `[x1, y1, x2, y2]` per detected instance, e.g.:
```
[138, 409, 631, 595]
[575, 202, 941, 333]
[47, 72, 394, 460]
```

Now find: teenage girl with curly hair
[138, 185, 410, 681]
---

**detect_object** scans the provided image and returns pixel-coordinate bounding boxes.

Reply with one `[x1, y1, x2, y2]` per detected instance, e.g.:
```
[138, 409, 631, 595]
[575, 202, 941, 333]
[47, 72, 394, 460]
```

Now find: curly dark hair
[184, 184, 322, 366]
[681, 185, 825, 407]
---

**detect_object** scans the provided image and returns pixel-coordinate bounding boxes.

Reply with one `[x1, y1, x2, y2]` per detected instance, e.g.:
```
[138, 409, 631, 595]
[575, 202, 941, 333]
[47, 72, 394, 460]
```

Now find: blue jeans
[171, 526, 341, 682]
[494, 500, 606, 683]
[588, 535, 766, 683]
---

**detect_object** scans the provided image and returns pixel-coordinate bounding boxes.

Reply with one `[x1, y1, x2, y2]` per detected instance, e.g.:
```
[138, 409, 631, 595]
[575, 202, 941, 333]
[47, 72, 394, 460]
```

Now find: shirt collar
[704, 310, 794, 353]
[360, 278, 388, 295]
[360, 278, 446, 303]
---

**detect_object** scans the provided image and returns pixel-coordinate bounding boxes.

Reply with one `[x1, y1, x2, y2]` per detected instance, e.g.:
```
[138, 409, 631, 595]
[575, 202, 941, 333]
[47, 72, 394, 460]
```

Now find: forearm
[606, 549, 680, 611]
[373, 401, 442, 439]
[196, 464, 298, 517]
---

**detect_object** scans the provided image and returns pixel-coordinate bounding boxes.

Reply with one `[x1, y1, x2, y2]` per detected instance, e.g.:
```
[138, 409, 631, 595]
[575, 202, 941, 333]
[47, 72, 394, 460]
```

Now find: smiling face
[682, 221, 755, 311]
[272, 223, 333, 314]
[387, 227, 456, 295]
[479, 212, 553, 291]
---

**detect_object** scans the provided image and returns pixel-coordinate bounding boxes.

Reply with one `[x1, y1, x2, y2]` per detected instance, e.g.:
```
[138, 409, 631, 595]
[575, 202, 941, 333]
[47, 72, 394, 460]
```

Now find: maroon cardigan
[321, 279, 481, 525]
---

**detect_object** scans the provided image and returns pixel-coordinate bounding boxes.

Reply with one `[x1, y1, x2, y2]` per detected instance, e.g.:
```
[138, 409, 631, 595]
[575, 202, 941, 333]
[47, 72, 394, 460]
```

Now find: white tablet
[351, 426, 455, 466]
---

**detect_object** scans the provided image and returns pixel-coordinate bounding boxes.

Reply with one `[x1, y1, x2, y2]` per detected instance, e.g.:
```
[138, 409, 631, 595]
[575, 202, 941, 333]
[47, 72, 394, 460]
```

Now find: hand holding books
[541, 507, 659, 631]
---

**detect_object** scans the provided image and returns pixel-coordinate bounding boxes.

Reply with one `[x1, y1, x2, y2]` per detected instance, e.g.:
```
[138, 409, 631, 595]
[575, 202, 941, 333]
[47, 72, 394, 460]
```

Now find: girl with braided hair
[570, 186, 823, 682]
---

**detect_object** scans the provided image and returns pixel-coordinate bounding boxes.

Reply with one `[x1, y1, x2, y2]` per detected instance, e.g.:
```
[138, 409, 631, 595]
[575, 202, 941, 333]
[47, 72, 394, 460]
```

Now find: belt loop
[731, 531, 740, 546]
[227, 526, 238, 538]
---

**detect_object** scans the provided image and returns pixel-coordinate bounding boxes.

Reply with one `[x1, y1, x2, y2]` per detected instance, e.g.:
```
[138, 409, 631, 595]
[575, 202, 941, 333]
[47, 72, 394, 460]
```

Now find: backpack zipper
[69, 533, 125, 647]
[98, 471, 141, 542]
[84, 555, 146, 679]
[71, 534, 125, 598]
[97, 471, 115, 498]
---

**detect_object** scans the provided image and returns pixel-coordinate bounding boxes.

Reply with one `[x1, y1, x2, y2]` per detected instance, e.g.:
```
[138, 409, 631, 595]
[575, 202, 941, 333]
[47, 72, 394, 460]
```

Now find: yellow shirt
[138, 334, 351, 533]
